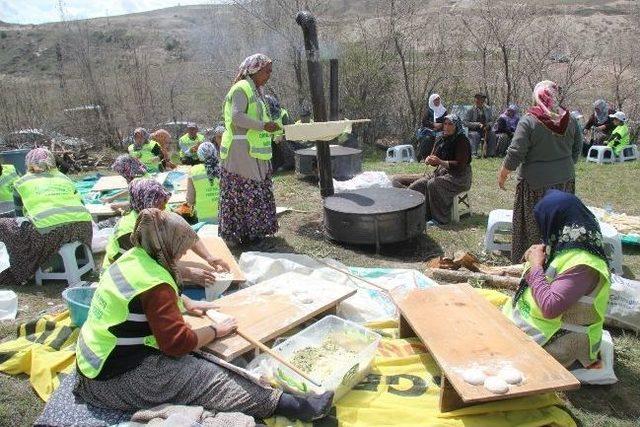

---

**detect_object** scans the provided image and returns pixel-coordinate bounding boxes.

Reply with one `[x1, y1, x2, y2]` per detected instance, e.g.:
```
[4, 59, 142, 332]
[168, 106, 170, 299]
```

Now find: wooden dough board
[186, 272, 356, 361]
[179, 236, 245, 281]
[395, 283, 580, 411]
[91, 175, 128, 192]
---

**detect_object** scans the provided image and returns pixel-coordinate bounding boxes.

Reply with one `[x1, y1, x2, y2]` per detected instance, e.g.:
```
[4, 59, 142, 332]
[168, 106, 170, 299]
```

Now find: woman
[187, 142, 221, 224]
[100, 155, 148, 209]
[605, 111, 630, 156]
[416, 93, 447, 161]
[498, 80, 582, 262]
[493, 104, 520, 156]
[75, 209, 333, 422]
[219, 53, 279, 245]
[583, 99, 616, 155]
[150, 129, 177, 170]
[0, 147, 92, 285]
[504, 190, 611, 368]
[0, 162, 19, 202]
[128, 128, 164, 173]
[392, 114, 472, 225]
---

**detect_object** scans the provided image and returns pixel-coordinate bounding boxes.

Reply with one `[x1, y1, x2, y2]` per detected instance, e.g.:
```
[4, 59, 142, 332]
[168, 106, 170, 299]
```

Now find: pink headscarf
[528, 80, 570, 134]
[233, 53, 272, 84]
[112, 155, 147, 183]
[26, 147, 56, 173]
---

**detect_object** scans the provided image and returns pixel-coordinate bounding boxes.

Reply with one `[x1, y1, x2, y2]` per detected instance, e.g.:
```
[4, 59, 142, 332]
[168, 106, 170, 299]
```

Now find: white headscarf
[428, 94, 446, 121]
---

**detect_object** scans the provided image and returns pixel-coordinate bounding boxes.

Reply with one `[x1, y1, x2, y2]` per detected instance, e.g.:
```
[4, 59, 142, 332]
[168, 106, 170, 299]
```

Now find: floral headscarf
[528, 80, 569, 134]
[26, 147, 56, 173]
[196, 142, 220, 182]
[234, 53, 272, 84]
[128, 178, 170, 213]
[112, 155, 147, 183]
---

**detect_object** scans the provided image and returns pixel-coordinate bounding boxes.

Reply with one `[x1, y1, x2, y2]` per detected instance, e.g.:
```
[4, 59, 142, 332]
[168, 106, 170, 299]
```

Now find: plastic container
[62, 287, 96, 326]
[0, 290, 17, 320]
[248, 315, 381, 402]
[0, 148, 30, 175]
[182, 286, 205, 301]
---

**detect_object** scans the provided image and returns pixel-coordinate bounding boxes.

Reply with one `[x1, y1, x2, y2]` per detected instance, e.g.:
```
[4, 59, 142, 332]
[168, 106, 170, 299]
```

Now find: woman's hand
[497, 166, 511, 190]
[212, 315, 238, 338]
[182, 296, 220, 316]
[524, 244, 546, 268]
[596, 125, 606, 132]
[178, 264, 217, 285]
[206, 256, 230, 272]
[264, 122, 280, 132]
[425, 155, 441, 167]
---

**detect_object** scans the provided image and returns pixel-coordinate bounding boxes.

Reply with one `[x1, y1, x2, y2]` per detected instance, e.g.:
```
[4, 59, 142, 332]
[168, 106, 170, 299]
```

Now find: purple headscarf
[26, 147, 56, 173]
[112, 155, 147, 183]
[128, 178, 170, 213]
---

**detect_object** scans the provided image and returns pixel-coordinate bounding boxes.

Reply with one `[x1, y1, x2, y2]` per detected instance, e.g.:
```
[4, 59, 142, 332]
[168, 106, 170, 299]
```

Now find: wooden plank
[91, 175, 128, 192]
[394, 283, 580, 408]
[186, 272, 356, 361]
[86, 204, 117, 217]
[179, 236, 245, 281]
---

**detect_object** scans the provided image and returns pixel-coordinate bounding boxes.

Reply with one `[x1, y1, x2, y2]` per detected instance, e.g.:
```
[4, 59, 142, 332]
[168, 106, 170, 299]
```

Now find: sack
[570, 330, 617, 385]
[606, 274, 640, 332]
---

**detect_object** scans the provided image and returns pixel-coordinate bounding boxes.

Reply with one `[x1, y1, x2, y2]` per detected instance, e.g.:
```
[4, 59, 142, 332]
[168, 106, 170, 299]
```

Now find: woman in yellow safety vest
[504, 189, 611, 368]
[219, 53, 280, 245]
[187, 142, 220, 224]
[75, 208, 333, 422]
[99, 155, 148, 212]
[128, 127, 164, 173]
[0, 147, 93, 285]
[0, 163, 19, 202]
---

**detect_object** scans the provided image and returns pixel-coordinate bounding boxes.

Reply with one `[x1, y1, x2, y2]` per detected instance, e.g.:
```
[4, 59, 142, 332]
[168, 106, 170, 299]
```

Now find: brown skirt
[0, 219, 93, 285]
[511, 179, 575, 263]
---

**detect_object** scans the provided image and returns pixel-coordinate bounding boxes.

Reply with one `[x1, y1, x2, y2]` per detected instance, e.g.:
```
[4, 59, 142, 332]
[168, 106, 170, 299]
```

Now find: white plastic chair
[385, 145, 416, 163]
[35, 241, 96, 286]
[586, 146, 615, 164]
[451, 192, 471, 223]
[484, 209, 513, 252]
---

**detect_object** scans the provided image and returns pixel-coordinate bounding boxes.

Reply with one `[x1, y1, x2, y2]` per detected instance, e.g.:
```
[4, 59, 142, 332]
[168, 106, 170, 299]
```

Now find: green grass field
[1, 154, 639, 426]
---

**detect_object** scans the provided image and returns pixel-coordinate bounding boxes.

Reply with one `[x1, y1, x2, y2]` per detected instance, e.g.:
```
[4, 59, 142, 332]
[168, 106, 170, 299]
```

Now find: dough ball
[484, 376, 509, 394]
[462, 368, 486, 386]
[498, 367, 523, 385]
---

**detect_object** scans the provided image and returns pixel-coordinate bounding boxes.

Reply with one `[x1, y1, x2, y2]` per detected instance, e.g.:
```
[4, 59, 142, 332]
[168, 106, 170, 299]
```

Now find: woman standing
[218, 53, 279, 244]
[187, 142, 221, 224]
[498, 80, 582, 262]
[504, 190, 611, 368]
[75, 209, 333, 422]
[0, 147, 92, 284]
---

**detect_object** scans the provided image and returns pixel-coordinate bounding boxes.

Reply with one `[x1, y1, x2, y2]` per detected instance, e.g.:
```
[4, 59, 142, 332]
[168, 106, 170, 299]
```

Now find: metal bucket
[0, 149, 30, 175]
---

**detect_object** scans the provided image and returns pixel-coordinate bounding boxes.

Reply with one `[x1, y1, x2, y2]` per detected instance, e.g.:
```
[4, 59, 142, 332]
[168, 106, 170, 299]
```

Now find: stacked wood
[427, 268, 520, 290]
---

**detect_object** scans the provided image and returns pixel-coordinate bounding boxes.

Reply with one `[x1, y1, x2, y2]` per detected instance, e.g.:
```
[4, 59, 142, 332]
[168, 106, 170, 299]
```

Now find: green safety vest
[179, 133, 205, 159]
[76, 247, 184, 378]
[14, 170, 91, 231]
[607, 124, 630, 156]
[220, 79, 272, 160]
[128, 140, 160, 173]
[272, 109, 289, 137]
[504, 249, 611, 362]
[102, 211, 139, 270]
[0, 164, 19, 202]
[190, 163, 220, 223]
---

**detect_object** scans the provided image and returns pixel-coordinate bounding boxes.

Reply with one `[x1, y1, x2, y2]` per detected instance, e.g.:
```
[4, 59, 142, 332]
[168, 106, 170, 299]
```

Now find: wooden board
[86, 203, 117, 217]
[91, 175, 128, 192]
[186, 272, 357, 360]
[179, 236, 245, 281]
[395, 283, 580, 411]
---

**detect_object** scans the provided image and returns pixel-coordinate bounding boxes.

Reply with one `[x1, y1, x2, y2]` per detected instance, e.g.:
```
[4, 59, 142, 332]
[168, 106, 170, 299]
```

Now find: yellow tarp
[267, 319, 575, 427]
[0, 310, 78, 401]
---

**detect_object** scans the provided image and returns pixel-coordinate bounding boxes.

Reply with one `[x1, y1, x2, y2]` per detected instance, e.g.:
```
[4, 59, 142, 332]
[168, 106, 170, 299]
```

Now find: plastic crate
[249, 315, 380, 402]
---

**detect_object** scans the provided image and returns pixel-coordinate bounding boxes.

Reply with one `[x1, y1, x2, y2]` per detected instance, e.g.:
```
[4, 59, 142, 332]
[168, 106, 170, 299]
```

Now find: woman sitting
[0, 162, 19, 202]
[187, 142, 221, 224]
[100, 155, 148, 210]
[416, 93, 447, 161]
[583, 99, 616, 156]
[605, 111, 630, 157]
[150, 129, 177, 170]
[0, 147, 92, 285]
[392, 114, 472, 225]
[128, 128, 165, 173]
[504, 190, 611, 368]
[75, 209, 333, 422]
[493, 104, 520, 156]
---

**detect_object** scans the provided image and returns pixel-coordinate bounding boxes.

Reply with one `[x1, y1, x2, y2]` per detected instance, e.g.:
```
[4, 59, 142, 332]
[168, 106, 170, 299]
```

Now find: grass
[0, 152, 639, 426]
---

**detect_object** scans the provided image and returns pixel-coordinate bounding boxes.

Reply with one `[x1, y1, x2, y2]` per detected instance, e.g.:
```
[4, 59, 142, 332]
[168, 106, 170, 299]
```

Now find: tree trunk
[501, 45, 512, 105]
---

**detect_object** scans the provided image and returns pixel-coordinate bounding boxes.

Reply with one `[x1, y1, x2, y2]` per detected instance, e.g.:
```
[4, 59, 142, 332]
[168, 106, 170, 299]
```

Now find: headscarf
[264, 95, 281, 119]
[112, 155, 147, 183]
[150, 129, 171, 151]
[528, 80, 570, 134]
[433, 114, 466, 161]
[502, 104, 520, 131]
[428, 94, 447, 121]
[26, 147, 56, 173]
[131, 208, 198, 284]
[128, 178, 171, 213]
[213, 125, 226, 136]
[196, 142, 220, 182]
[234, 53, 272, 85]
[593, 99, 609, 124]
[513, 189, 608, 304]
[133, 127, 150, 150]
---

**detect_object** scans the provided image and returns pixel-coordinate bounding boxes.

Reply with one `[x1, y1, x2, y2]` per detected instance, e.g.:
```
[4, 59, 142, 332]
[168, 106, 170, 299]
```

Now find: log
[426, 268, 521, 290]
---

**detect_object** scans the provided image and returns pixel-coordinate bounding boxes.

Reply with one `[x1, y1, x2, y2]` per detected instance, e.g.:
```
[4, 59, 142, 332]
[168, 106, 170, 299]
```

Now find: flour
[462, 368, 486, 385]
[484, 376, 509, 394]
[497, 366, 523, 385]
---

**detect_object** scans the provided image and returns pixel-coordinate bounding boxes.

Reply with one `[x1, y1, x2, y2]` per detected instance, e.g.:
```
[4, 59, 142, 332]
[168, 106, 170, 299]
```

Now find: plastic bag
[333, 171, 392, 193]
[606, 274, 640, 332]
[570, 330, 617, 385]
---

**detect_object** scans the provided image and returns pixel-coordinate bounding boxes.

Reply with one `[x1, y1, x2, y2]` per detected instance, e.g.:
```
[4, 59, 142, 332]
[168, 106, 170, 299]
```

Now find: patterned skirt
[0, 219, 93, 285]
[218, 170, 278, 244]
[511, 178, 575, 263]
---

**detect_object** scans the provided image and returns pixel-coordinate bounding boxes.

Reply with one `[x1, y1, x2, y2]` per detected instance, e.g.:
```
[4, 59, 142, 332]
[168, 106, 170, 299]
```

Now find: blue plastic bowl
[62, 287, 96, 327]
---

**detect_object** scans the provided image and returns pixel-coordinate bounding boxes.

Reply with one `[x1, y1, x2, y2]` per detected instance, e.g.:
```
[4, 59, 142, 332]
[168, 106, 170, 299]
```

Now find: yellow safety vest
[102, 211, 139, 270]
[190, 163, 220, 223]
[14, 170, 91, 231]
[272, 109, 289, 137]
[128, 140, 160, 173]
[179, 133, 205, 159]
[220, 79, 272, 160]
[76, 247, 184, 378]
[607, 124, 630, 156]
[0, 164, 19, 202]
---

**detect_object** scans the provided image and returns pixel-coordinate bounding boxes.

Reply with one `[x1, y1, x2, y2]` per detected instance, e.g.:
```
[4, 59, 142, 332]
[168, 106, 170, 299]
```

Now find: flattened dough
[498, 367, 523, 385]
[484, 376, 509, 394]
[462, 368, 486, 386]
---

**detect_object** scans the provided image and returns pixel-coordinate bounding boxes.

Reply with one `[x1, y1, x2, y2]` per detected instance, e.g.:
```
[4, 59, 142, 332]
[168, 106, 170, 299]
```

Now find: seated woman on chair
[504, 190, 611, 368]
[75, 209, 334, 423]
[0, 147, 93, 285]
[392, 114, 472, 226]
